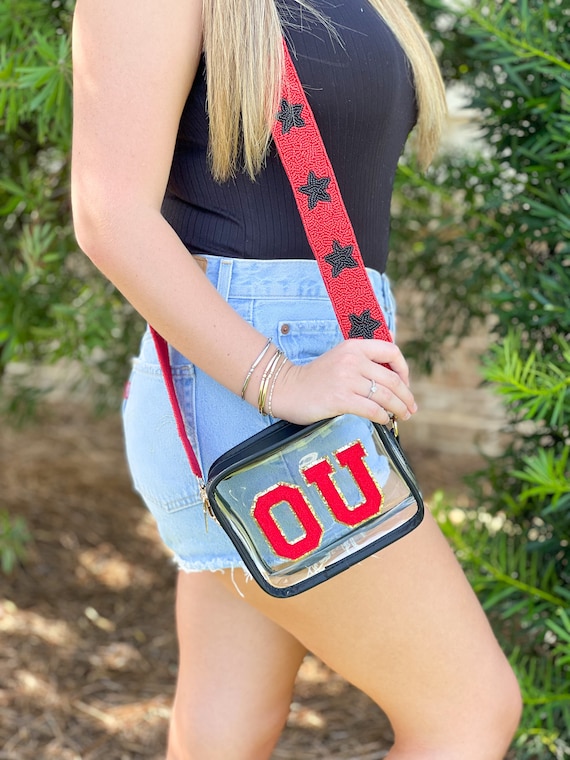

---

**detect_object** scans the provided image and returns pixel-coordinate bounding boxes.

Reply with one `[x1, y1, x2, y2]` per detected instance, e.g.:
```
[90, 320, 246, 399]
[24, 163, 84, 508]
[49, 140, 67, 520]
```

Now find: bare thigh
[218, 510, 521, 758]
[169, 571, 307, 760]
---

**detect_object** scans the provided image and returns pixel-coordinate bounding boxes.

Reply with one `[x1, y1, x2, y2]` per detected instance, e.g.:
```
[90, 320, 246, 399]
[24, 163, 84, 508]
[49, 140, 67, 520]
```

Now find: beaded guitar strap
[151, 39, 394, 486]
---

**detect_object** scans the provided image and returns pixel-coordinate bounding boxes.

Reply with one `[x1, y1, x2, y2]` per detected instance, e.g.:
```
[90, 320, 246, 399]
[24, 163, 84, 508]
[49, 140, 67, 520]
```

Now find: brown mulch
[0, 403, 479, 760]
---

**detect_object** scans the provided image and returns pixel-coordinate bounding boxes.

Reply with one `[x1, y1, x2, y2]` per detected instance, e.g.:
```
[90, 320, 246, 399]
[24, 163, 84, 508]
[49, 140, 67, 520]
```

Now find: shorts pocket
[276, 319, 342, 364]
[122, 359, 202, 513]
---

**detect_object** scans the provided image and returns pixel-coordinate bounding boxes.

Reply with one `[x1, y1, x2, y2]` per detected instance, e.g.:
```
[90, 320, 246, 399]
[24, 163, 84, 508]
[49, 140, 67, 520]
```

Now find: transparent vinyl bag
[206, 414, 424, 597]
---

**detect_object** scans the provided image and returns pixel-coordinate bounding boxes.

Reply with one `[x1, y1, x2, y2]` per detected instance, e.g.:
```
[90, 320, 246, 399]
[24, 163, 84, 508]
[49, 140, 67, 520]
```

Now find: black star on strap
[348, 310, 383, 339]
[298, 171, 331, 210]
[324, 240, 358, 278]
[276, 99, 305, 134]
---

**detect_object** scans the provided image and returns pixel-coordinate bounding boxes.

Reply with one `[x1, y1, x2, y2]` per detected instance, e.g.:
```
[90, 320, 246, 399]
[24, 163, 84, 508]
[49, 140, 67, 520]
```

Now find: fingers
[337, 340, 416, 420]
[272, 338, 418, 427]
[357, 338, 410, 388]
[361, 368, 415, 423]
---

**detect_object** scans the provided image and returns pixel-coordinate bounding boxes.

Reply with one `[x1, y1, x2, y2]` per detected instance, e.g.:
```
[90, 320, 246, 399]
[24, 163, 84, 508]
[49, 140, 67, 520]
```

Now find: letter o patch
[253, 483, 323, 560]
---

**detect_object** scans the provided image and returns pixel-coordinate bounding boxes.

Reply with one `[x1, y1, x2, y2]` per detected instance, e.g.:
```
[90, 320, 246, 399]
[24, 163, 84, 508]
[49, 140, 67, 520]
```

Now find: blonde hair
[202, 0, 447, 181]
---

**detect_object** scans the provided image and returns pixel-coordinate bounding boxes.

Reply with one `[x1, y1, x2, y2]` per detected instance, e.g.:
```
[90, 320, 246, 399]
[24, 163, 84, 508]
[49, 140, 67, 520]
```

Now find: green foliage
[435, 499, 570, 759]
[482, 333, 570, 431]
[0, 0, 143, 576]
[396, 0, 570, 363]
[0, 0, 143, 410]
[399, 1, 570, 755]
[0, 509, 31, 573]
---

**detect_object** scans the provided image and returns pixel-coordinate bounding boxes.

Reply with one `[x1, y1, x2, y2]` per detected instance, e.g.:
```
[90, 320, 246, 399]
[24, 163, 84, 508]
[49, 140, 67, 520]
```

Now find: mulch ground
[0, 403, 480, 759]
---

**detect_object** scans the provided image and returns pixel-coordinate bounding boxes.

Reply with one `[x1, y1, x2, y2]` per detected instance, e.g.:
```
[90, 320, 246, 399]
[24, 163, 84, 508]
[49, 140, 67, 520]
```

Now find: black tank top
[162, 0, 417, 273]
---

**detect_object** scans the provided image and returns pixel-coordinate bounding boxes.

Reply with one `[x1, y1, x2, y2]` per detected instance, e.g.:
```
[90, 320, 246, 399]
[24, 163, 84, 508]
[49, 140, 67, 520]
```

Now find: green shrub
[0, 0, 143, 581]
[0, 0, 143, 414]
[398, 1, 569, 755]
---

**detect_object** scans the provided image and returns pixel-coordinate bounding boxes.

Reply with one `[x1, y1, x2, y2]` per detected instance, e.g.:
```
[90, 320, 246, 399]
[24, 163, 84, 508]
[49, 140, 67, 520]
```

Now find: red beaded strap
[151, 39, 392, 481]
[273, 39, 392, 343]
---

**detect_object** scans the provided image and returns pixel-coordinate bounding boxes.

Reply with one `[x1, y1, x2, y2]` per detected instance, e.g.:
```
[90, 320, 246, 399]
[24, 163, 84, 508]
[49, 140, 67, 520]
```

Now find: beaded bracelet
[240, 338, 272, 400]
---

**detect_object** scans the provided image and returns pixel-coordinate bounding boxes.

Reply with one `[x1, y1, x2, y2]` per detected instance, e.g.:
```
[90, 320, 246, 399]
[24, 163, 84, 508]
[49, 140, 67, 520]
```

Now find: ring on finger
[366, 379, 378, 400]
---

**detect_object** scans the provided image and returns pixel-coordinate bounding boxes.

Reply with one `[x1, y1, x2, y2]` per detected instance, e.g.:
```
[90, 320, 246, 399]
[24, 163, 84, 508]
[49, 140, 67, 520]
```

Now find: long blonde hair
[202, 0, 446, 181]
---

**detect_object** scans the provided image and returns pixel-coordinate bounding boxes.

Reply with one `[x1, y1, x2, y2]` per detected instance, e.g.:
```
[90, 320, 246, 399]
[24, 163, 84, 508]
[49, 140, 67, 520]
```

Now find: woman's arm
[71, 0, 416, 425]
[72, 0, 271, 397]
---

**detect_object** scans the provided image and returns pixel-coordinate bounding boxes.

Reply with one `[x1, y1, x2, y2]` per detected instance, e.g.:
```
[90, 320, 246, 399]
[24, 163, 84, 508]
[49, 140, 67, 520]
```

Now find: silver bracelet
[240, 338, 272, 400]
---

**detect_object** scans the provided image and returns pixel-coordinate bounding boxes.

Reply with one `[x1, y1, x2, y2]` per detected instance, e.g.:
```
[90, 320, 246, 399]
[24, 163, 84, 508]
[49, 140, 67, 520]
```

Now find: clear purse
[206, 414, 423, 596]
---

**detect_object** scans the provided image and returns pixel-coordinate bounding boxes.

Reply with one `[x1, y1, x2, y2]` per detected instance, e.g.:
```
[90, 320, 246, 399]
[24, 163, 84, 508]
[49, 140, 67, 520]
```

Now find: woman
[71, 1, 522, 758]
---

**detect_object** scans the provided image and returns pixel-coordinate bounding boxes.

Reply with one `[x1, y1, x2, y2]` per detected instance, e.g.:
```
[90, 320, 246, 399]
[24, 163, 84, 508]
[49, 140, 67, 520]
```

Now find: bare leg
[167, 570, 306, 760]
[218, 511, 522, 759]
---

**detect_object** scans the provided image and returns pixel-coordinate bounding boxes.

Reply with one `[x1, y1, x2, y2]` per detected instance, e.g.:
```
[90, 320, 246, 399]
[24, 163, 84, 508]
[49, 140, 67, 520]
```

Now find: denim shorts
[122, 256, 397, 572]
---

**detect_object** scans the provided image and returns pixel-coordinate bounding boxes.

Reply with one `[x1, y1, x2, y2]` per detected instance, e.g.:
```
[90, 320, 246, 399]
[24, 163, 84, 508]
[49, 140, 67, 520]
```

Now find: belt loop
[217, 258, 233, 300]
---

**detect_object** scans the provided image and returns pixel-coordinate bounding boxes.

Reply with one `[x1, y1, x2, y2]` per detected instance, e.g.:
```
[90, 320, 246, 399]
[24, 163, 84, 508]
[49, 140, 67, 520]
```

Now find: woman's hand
[270, 339, 417, 426]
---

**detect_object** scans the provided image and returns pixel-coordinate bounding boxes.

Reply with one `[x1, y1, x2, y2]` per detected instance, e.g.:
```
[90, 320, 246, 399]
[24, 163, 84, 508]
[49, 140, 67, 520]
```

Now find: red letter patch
[252, 483, 323, 560]
[303, 441, 383, 526]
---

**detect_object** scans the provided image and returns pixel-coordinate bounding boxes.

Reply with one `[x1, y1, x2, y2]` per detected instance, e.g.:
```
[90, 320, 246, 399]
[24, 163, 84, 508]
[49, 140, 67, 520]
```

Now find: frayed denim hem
[173, 555, 246, 573]
[172, 555, 253, 596]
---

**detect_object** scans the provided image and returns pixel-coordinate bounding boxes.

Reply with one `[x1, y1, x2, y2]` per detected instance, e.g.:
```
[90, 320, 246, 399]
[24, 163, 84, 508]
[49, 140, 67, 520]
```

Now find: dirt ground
[0, 403, 481, 760]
